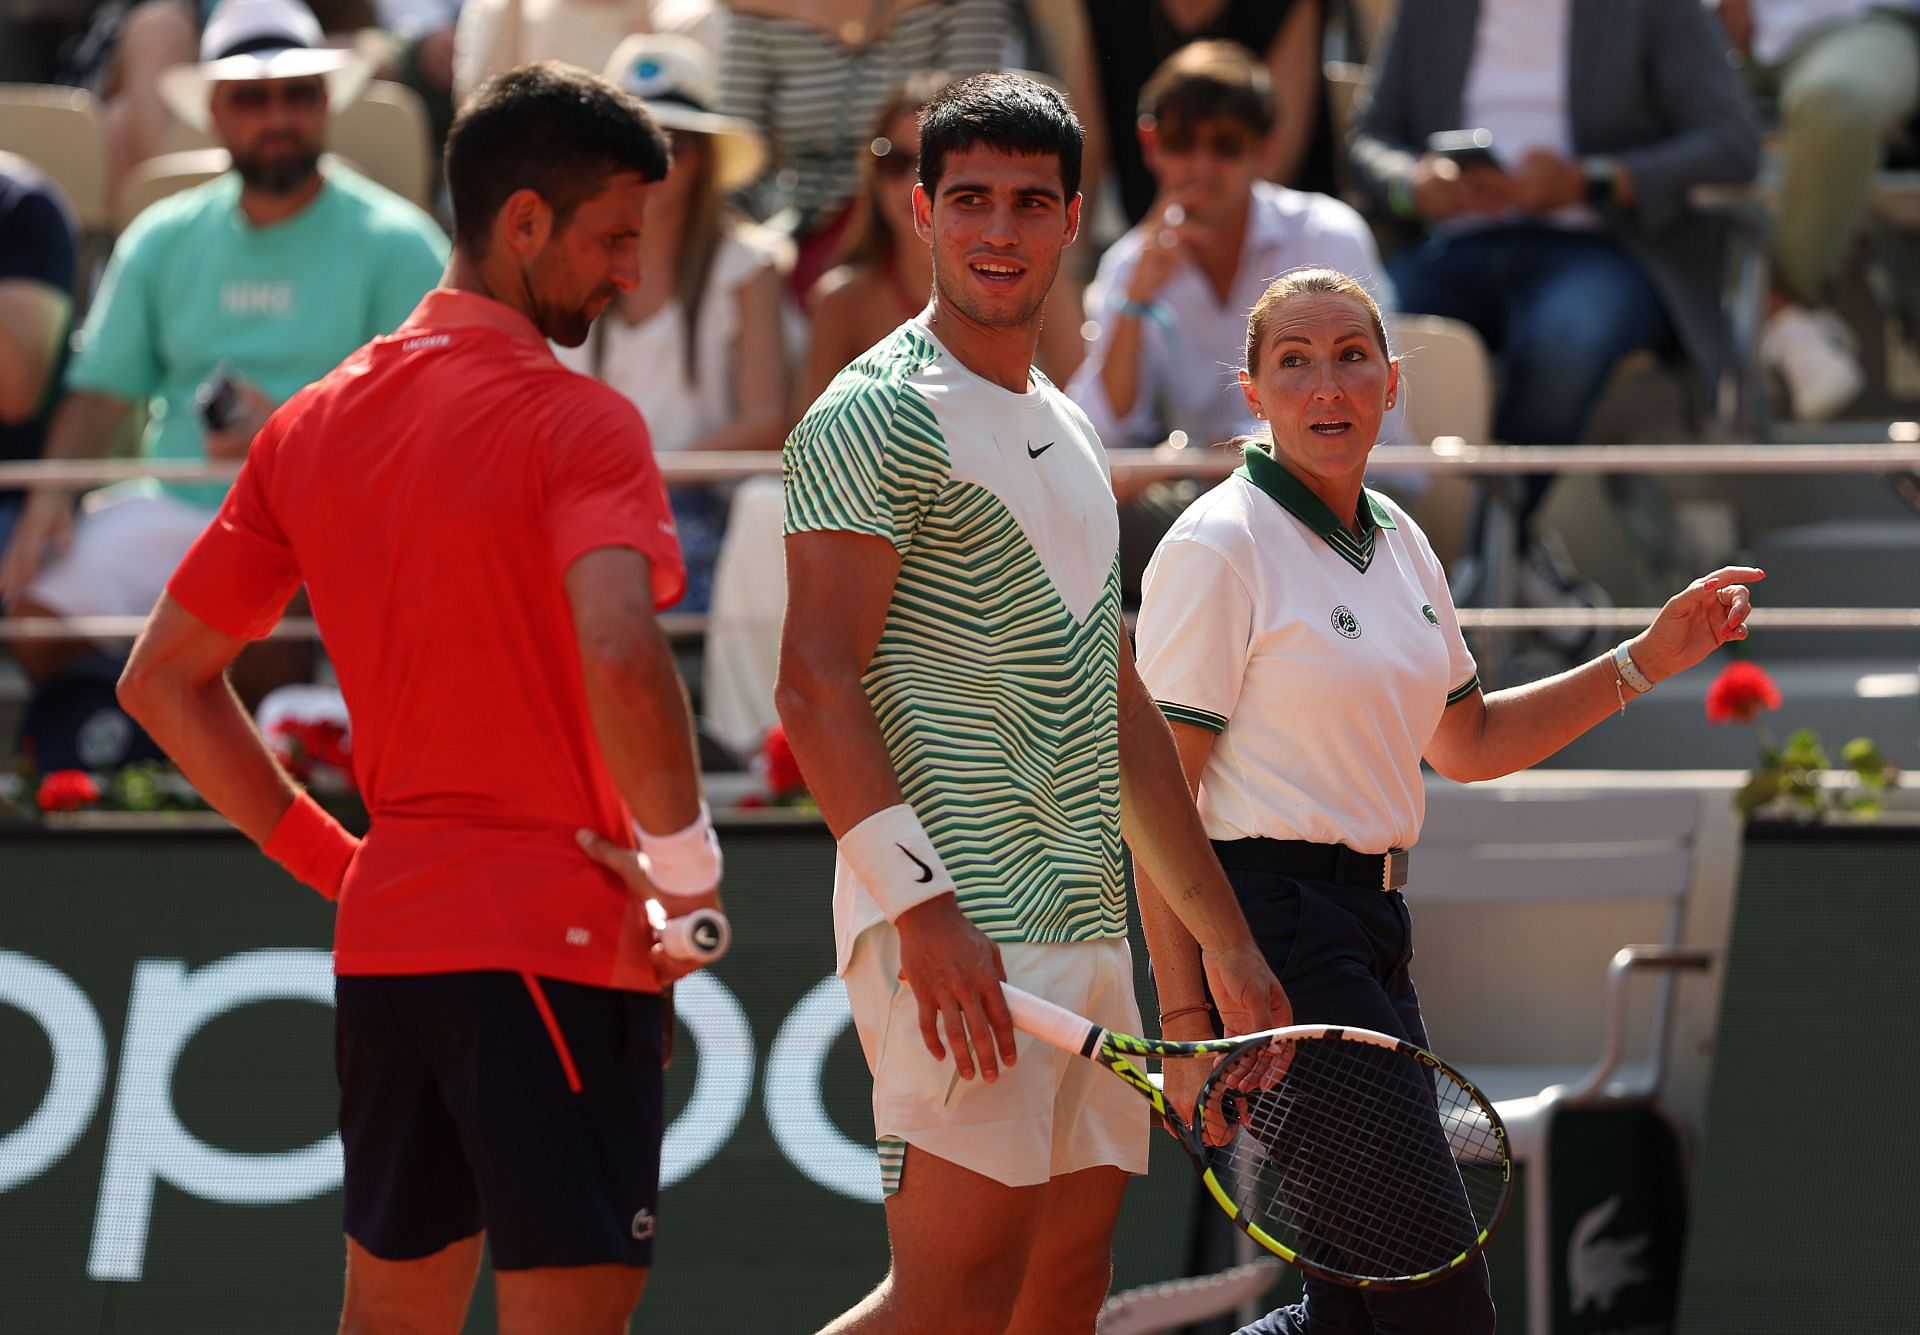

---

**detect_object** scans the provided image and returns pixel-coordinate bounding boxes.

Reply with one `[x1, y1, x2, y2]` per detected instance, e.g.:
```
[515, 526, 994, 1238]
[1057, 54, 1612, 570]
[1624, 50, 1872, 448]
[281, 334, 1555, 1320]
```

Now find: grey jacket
[1349, 0, 1762, 388]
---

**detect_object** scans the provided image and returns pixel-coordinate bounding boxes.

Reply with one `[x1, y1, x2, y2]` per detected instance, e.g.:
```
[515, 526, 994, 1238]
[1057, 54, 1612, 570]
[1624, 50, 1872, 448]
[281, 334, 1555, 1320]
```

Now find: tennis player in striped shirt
[777, 72, 1287, 1335]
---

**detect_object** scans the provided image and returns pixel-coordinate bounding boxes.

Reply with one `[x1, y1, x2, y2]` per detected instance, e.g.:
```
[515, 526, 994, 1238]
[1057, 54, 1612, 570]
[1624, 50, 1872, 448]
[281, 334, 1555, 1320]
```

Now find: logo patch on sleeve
[1422, 604, 1439, 625]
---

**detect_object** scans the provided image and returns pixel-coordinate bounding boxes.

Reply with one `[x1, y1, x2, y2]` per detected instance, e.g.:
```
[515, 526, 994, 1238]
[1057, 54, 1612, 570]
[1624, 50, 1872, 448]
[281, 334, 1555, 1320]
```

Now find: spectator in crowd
[800, 69, 1084, 409]
[720, 0, 1008, 297]
[1349, 0, 1759, 642]
[1720, 0, 1920, 420]
[1085, 0, 1335, 225]
[0, 155, 76, 562]
[556, 33, 790, 613]
[1068, 41, 1394, 600]
[1070, 41, 1392, 452]
[52, 0, 202, 192]
[453, 0, 722, 107]
[0, 0, 448, 707]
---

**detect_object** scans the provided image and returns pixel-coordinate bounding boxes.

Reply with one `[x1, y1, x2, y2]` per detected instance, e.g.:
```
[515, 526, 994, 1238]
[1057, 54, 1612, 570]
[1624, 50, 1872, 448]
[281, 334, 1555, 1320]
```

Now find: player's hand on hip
[575, 825, 717, 903]
[893, 893, 1018, 1083]
[1201, 941, 1291, 1036]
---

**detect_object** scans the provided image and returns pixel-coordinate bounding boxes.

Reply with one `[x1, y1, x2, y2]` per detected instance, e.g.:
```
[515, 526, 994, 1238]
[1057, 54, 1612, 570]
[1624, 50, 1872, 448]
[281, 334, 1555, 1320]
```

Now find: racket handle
[657, 907, 732, 964]
[1001, 983, 1101, 1055]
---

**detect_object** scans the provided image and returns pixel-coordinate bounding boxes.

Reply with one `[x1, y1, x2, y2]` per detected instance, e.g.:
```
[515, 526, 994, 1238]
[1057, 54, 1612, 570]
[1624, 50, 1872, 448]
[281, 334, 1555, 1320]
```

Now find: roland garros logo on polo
[1331, 605, 1361, 639]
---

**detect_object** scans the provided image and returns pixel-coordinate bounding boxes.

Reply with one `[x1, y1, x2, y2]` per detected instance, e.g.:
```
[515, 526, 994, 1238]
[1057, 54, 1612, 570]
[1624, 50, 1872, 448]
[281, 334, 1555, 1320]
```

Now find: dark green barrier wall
[1, 823, 1205, 1333]
[1675, 825, 1920, 1335]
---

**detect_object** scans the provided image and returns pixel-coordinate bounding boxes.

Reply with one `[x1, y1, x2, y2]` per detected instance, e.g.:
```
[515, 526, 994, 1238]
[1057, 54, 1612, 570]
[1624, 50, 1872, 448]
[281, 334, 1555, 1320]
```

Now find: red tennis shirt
[168, 289, 686, 992]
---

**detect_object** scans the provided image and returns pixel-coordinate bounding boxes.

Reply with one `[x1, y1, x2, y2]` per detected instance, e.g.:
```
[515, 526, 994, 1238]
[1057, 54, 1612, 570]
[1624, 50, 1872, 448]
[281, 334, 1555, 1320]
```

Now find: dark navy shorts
[335, 971, 665, 1270]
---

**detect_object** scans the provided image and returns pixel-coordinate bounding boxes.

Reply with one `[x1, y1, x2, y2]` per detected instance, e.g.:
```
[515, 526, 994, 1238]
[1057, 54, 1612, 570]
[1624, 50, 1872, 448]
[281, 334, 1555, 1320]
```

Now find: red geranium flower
[37, 769, 101, 812]
[1705, 661, 1782, 726]
[761, 722, 806, 799]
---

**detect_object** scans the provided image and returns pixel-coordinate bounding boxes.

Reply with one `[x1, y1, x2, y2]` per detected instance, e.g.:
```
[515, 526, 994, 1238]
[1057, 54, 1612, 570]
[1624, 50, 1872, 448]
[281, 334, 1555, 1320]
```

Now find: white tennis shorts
[27, 488, 215, 619]
[842, 924, 1152, 1192]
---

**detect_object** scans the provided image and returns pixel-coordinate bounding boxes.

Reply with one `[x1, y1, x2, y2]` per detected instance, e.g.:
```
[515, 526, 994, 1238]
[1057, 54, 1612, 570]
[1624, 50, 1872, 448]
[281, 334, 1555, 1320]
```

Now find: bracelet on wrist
[1158, 1003, 1216, 1026]
[1613, 641, 1655, 695]
[839, 802, 956, 921]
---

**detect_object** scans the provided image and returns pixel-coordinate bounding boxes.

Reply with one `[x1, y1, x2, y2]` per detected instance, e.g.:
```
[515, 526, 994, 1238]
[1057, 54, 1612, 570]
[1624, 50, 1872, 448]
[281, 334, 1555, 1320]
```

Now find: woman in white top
[558, 33, 792, 611]
[1132, 267, 1762, 1335]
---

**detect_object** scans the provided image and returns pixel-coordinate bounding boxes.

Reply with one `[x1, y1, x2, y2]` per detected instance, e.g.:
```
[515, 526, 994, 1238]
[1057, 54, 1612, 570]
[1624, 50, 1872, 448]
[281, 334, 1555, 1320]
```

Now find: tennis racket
[1002, 984, 1512, 1290]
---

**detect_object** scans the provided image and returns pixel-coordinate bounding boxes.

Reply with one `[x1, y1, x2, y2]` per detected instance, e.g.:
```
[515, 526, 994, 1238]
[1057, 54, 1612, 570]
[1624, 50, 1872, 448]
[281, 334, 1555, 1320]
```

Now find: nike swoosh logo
[896, 843, 934, 883]
[1026, 440, 1055, 458]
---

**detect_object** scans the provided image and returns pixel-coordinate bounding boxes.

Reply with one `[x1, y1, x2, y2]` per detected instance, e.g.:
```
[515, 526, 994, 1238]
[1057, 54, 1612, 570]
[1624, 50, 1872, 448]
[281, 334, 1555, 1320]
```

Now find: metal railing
[1, 442, 1916, 645]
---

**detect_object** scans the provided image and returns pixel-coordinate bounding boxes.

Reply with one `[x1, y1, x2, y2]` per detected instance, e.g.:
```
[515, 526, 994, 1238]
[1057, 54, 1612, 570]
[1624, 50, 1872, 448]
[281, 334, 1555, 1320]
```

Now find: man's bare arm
[565, 546, 706, 841]
[118, 594, 308, 843]
[0, 278, 71, 424]
[776, 529, 1017, 1082]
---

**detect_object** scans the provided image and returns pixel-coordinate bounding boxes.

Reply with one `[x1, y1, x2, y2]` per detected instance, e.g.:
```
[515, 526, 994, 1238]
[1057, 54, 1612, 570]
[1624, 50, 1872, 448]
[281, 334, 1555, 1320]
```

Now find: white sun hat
[159, 0, 374, 133]
[603, 34, 768, 193]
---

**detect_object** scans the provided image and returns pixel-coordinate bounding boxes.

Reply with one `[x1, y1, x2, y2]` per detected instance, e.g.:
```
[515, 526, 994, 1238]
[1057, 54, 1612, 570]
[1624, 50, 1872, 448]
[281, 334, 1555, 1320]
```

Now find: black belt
[1211, 839, 1409, 891]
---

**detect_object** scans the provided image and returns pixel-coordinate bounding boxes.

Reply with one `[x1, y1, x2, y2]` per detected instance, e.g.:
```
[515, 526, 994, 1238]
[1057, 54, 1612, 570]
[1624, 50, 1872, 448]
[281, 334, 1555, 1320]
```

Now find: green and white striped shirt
[785, 321, 1129, 969]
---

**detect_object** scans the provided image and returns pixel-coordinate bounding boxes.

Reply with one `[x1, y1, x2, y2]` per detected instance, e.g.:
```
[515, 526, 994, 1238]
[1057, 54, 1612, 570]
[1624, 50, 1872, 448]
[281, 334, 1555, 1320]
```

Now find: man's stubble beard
[231, 145, 322, 196]
[931, 250, 1059, 332]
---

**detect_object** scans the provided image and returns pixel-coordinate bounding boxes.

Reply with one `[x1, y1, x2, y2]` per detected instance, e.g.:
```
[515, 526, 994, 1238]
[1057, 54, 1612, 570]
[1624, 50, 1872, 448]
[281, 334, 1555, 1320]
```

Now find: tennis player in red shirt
[118, 64, 718, 1333]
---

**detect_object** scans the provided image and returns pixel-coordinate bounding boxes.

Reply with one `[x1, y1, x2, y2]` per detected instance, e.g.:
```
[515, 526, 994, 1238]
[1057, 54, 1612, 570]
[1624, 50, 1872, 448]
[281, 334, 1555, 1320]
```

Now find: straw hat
[159, 0, 374, 134]
[604, 34, 767, 193]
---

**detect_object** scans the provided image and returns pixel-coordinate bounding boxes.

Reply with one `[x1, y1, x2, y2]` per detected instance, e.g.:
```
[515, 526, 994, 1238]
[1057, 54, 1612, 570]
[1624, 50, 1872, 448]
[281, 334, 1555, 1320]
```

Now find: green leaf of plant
[1734, 770, 1780, 816]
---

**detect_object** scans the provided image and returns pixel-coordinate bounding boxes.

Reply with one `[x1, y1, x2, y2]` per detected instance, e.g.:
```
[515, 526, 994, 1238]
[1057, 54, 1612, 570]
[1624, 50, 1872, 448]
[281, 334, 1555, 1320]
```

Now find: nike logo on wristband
[897, 844, 934, 883]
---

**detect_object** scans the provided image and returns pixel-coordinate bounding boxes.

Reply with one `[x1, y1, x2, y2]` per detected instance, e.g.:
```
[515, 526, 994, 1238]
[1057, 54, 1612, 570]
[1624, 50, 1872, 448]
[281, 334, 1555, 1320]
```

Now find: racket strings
[1227, 1070, 1471, 1270]
[1201, 1036, 1506, 1281]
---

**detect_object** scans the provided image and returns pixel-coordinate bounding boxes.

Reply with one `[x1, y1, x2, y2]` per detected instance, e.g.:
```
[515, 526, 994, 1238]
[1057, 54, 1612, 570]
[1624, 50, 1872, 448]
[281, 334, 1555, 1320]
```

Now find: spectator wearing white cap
[555, 33, 791, 614]
[0, 0, 448, 705]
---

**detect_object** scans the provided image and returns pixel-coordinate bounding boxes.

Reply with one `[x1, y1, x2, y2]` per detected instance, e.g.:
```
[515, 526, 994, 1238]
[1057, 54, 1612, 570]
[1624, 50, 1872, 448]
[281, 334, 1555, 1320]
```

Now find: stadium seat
[114, 148, 231, 232]
[328, 80, 434, 211]
[0, 84, 111, 234]
[1389, 313, 1494, 569]
[1417, 780, 1714, 1335]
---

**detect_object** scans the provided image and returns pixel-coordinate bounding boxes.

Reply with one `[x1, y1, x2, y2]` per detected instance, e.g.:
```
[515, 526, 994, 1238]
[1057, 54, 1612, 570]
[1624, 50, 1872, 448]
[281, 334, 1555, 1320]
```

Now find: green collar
[1236, 445, 1394, 573]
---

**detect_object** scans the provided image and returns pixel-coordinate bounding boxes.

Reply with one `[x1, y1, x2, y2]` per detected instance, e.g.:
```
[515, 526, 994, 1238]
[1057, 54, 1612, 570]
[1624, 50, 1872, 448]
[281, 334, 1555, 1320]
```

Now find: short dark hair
[444, 62, 671, 256]
[918, 72, 1084, 200]
[1138, 41, 1277, 139]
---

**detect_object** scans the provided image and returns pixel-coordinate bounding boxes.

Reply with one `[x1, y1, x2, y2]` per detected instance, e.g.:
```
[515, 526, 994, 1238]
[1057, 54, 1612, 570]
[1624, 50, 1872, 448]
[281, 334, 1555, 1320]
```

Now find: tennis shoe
[1761, 304, 1865, 422]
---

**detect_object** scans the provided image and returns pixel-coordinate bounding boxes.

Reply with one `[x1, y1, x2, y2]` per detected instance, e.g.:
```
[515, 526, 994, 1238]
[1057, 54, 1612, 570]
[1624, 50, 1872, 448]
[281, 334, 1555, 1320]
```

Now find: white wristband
[839, 803, 956, 921]
[635, 801, 722, 897]
[1613, 641, 1655, 695]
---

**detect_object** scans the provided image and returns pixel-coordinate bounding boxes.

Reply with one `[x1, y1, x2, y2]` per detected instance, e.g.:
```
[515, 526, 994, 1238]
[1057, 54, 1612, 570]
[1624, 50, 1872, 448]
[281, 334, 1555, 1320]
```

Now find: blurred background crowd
[1, 0, 1917, 793]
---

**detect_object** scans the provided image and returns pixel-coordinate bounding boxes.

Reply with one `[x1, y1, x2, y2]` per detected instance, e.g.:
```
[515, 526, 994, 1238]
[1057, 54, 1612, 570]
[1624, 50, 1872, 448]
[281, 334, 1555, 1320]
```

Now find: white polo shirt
[1135, 446, 1479, 854]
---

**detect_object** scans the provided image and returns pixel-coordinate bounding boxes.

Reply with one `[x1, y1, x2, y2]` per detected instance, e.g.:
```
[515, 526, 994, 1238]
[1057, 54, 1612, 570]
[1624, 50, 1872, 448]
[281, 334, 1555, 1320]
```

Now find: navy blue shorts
[335, 971, 665, 1270]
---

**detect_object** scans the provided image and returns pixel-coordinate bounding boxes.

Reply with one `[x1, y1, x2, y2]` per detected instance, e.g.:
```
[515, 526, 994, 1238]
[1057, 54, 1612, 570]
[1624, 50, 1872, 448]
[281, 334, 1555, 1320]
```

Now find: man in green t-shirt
[0, 0, 446, 701]
[779, 72, 1289, 1335]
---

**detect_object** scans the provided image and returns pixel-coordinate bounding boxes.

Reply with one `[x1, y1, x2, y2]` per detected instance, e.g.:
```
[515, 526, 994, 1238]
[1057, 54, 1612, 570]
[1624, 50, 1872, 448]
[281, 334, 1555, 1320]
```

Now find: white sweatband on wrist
[1613, 641, 1655, 695]
[635, 801, 722, 897]
[839, 802, 957, 921]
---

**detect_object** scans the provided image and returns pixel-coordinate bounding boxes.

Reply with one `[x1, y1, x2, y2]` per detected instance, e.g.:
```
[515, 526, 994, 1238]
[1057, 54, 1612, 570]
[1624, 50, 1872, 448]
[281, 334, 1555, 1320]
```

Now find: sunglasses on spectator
[1154, 125, 1260, 161]
[868, 136, 917, 179]
[223, 80, 325, 112]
